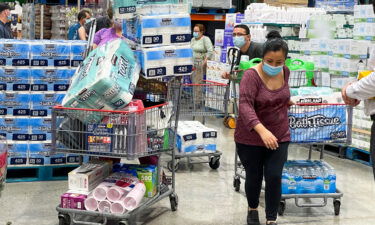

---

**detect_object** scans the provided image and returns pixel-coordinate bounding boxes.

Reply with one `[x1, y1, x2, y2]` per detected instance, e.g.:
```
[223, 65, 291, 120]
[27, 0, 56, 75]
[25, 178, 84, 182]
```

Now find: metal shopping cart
[52, 97, 181, 225]
[166, 80, 228, 171]
[231, 69, 350, 216]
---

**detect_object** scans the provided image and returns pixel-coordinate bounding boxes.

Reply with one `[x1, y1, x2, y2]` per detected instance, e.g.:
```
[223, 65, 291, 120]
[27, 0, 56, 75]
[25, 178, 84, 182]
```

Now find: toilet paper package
[62, 39, 140, 119]
[30, 69, 74, 92]
[29, 117, 52, 141]
[0, 118, 29, 141]
[291, 92, 343, 104]
[70, 40, 87, 67]
[28, 142, 53, 165]
[113, 0, 188, 19]
[7, 142, 28, 165]
[0, 68, 30, 91]
[136, 45, 193, 79]
[0, 92, 30, 116]
[30, 40, 71, 67]
[0, 39, 30, 66]
[123, 13, 191, 47]
[289, 105, 347, 143]
[30, 93, 65, 116]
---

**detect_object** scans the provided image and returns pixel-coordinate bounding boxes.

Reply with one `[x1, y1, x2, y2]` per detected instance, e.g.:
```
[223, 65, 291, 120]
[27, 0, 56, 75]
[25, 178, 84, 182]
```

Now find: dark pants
[236, 142, 289, 221]
[370, 119, 375, 181]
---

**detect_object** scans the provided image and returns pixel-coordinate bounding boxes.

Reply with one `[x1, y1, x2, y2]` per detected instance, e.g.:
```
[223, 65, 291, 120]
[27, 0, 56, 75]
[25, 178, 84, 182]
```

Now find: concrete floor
[0, 118, 375, 225]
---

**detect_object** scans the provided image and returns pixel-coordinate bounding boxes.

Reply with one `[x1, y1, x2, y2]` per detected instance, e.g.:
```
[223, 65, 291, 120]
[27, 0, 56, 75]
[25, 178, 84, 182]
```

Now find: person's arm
[345, 72, 375, 100]
[0, 27, 4, 39]
[239, 70, 279, 150]
[78, 26, 87, 41]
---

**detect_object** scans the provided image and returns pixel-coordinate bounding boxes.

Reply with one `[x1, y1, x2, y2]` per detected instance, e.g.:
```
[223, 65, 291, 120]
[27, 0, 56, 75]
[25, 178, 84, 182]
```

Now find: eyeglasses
[232, 33, 247, 37]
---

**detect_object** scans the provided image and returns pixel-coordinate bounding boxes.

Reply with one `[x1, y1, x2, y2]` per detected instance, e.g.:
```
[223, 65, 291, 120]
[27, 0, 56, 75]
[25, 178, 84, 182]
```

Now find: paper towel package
[123, 13, 191, 47]
[30, 69, 73, 92]
[113, 0, 189, 19]
[0, 118, 29, 141]
[30, 40, 71, 67]
[7, 142, 28, 165]
[136, 45, 193, 78]
[0, 68, 30, 91]
[70, 40, 87, 67]
[63, 39, 140, 119]
[176, 121, 218, 153]
[69, 161, 112, 192]
[0, 39, 30, 66]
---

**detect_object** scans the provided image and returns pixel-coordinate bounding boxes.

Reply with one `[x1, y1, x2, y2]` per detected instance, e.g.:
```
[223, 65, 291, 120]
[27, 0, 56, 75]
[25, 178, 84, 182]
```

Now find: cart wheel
[209, 157, 220, 170]
[233, 177, 241, 192]
[58, 214, 70, 225]
[167, 161, 179, 172]
[227, 117, 236, 129]
[278, 200, 286, 216]
[334, 200, 341, 216]
[169, 193, 179, 211]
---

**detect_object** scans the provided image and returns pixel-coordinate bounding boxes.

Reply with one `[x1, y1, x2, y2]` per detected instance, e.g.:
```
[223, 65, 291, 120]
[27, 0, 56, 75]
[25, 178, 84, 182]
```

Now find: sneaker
[247, 210, 260, 225]
[266, 221, 277, 225]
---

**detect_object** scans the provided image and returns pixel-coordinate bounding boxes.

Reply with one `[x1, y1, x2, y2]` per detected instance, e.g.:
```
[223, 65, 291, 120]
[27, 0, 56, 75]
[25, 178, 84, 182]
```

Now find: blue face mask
[193, 32, 199, 38]
[7, 15, 11, 21]
[262, 62, 283, 76]
[233, 36, 246, 48]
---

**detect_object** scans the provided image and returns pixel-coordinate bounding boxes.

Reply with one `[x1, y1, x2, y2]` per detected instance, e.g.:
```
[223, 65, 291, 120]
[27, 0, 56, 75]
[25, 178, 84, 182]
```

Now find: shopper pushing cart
[234, 37, 290, 225]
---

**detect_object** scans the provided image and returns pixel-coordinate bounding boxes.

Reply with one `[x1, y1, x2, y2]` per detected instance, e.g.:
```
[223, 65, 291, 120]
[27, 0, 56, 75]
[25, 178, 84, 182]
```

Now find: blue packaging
[30, 40, 71, 67]
[70, 41, 87, 67]
[29, 117, 52, 141]
[0, 68, 30, 91]
[28, 142, 53, 165]
[30, 69, 72, 92]
[0, 39, 30, 66]
[0, 92, 30, 116]
[7, 143, 28, 165]
[289, 105, 347, 143]
[30, 93, 65, 107]
[0, 118, 29, 141]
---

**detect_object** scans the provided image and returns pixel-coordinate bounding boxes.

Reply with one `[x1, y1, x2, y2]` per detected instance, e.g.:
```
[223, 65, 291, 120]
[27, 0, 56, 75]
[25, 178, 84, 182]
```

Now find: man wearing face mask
[222, 24, 263, 79]
[0, 4, 13, 39]
[68, 9, 91, 40]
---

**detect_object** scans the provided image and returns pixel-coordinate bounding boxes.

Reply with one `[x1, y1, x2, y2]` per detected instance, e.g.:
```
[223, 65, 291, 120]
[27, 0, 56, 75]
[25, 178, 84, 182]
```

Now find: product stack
[60, 161, 158, 214]
[21, 4, 52, 39]
[21, 3, 36, 39]
[192, 0, 232, 9]
[51, 6, 71, 40]
[0, 39, 86, 166]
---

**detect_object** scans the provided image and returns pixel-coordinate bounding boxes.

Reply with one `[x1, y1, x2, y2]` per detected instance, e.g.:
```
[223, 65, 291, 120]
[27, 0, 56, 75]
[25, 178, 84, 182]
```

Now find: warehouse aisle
[0, 118, 374, 225]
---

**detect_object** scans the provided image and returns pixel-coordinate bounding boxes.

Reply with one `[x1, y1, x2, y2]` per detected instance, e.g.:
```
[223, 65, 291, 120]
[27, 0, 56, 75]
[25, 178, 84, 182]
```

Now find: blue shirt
[0, 21, 13, 39]
[68, 23, 81, 40]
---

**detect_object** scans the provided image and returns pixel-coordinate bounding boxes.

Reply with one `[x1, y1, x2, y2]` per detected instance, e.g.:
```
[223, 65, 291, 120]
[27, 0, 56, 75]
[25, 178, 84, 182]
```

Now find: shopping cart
[52, 99, 181, 225]
[166, 80, 228, 171]
[0, 136, 7, 198]
[231, 70, 350, 216]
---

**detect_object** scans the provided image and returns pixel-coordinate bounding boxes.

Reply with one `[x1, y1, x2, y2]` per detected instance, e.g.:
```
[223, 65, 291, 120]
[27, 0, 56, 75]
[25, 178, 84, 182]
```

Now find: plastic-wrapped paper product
[123, 13, 191, 47]
[0, 39, 30, 66]
[297, 87, 334, 96]
[62, 39, 140, 123]
[29, 40, 71, 67]
[291, 92, 343, 104]
[0, 68, 30, 91]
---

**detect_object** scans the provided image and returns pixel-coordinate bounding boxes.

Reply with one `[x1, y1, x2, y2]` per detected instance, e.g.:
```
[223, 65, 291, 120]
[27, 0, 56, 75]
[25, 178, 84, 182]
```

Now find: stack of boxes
[352, 101, 371, 151]
[21, 4, 52, 39]
[353, 4, 375, 41]
[0, 39, 86, 166]
[51, 6, 71, 40]
[22, 3, 36, 39]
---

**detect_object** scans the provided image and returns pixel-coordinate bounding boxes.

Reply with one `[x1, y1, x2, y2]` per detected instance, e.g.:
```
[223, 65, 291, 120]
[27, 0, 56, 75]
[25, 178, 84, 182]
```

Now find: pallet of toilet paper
[62, 161, 157, 214]
[176, 121, 218, 154]
[0, 39, 86, 67]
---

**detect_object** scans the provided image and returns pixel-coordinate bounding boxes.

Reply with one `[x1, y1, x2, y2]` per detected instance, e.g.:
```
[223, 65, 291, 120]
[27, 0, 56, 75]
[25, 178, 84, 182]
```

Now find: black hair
[234, 24, 250, 35]
[262, 38, 289, 59]
[77, 10, 89, 21]
[266, 30, 282, 40]
[0, 3, 11, 14]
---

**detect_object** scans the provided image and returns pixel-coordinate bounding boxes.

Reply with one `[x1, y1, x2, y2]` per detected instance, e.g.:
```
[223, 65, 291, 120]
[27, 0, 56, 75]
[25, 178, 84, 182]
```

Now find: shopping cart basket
[0, 136, 7, 197]
[52, 101, 180, 225]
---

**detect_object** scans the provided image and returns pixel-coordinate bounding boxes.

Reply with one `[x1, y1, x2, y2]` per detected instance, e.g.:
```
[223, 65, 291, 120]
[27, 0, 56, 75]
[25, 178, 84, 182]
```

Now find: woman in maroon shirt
[234, 38, 290, 225]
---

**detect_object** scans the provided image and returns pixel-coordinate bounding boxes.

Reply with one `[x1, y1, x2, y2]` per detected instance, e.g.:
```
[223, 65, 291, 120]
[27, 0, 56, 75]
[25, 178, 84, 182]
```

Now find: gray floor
[1, 118, 375, 225]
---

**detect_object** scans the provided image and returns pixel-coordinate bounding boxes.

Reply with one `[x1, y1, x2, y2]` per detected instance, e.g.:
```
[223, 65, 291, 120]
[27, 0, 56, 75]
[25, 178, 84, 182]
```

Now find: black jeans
[236, 142, 289, 221]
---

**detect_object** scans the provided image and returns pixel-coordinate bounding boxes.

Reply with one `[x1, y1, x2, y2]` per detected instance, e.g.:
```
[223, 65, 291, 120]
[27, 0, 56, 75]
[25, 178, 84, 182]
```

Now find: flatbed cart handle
[72, 213, 108, 225]
[295, 196, 328, 208]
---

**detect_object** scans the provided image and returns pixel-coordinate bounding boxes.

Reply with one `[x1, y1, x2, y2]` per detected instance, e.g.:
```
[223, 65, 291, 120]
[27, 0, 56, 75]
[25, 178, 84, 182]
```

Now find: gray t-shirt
[0, 21, 13, 39]
[240, 41, 263, 61]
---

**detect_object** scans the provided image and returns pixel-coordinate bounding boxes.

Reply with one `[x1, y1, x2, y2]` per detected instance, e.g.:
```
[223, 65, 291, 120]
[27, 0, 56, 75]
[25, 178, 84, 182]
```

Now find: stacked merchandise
[192, 0, 232, 9]
[282, 160, 336, 194]
[35, 4, 52, 39]
[176, 121, 218, 154]
[120, 3, 193, 79]
[315, 0, 357, 12]
[51, 6, 71, 40]
[353, 4, 375, 41]
[60, 161, 157, 214]
[352, 101, 371, 151]
[21, 3, 36, 39]
[0, 39, 86, 166]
